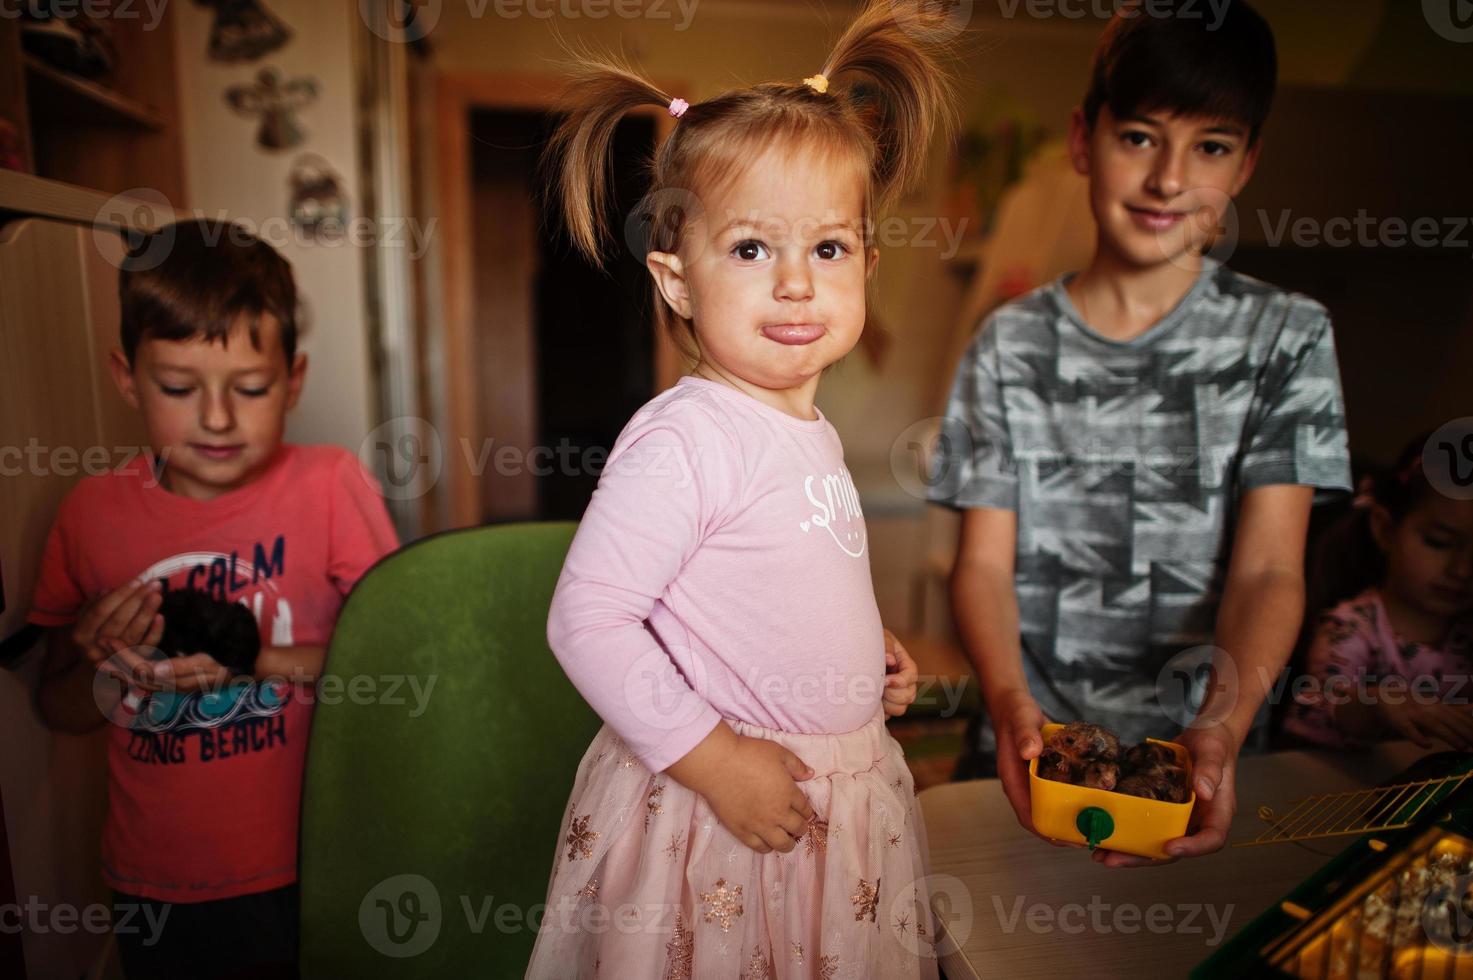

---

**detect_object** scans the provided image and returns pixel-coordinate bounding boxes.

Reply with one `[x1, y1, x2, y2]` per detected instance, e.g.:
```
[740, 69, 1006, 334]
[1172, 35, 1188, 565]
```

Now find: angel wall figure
[288, 154, 349, 242]
[226, 68, 317, 151]
[195, 0, 291, 63]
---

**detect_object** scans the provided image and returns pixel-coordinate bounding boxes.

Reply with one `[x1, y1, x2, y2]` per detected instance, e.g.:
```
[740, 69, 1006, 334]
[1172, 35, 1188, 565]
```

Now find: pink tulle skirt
[524, 710, 938, 980]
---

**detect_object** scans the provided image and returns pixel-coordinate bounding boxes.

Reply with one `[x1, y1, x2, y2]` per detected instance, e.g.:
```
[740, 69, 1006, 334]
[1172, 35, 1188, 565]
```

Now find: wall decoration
[194, 0, 292, 63]
[225, 68, 318, 151]
[288, 153, 350, 242]
[19, 6, 115, 79]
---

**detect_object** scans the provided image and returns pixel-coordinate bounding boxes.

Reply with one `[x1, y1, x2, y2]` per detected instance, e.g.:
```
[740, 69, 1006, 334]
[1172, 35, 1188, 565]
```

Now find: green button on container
[1076, 806, 1115, 850]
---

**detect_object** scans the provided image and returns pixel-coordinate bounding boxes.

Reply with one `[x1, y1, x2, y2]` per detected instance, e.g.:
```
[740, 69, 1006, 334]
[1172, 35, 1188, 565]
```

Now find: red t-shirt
[29, 444, 399, 902]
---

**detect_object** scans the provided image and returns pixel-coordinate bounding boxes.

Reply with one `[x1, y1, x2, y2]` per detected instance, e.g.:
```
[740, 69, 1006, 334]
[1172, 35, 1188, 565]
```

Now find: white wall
[171, 0, 375, 455]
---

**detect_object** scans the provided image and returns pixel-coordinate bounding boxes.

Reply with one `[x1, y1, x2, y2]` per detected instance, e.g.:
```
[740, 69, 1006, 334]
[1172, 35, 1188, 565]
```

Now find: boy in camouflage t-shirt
[930, 2, 1350, 868]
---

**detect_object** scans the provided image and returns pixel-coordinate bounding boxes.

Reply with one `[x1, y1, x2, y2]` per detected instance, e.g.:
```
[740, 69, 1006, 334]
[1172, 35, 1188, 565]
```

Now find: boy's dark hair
[119, 219, 298, 366]
[1082, 0, 1277, 144]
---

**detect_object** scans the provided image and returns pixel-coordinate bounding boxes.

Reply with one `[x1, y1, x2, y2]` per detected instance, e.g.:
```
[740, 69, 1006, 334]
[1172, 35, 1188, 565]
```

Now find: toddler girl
[525, 5, 957, 978]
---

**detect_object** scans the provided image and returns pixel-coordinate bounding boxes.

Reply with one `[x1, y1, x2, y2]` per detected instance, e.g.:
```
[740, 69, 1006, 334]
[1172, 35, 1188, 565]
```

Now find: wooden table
[918, 743, 1426, 979]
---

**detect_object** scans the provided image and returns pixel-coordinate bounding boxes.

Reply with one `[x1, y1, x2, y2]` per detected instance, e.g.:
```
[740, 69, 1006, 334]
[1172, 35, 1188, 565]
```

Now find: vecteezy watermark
[624, 192, 974, 265]
[0, 0, 168, 30]
[0, 441, 164, 483]
[1263, 669, 1472, 711]
[361, 0, 701, 41]
[890, 416, 1255, 505]
[361, 874, 443, 958]
[1423, 0, 1473, 42]
[1424, 418, 1473, 501]
[191, 210, 438, 259]
[1257, 209, 1473, 255]
[991, 0, 1231, 28]
[625, 186, 708, 264]
[891, 873, 973, 958]
[93, 187, 176, 273]
[360, 416, 445, 503]
[0, 896, 170, 946]
[358, 874, 690, 957]
[91, 651, 440, 735]
[358, 417, 704, 501]
[469, 0, 700, 30]
[891, 0, 975, 42]
[91, 192, 438, 272]
[723, 666, 972, 717]
[1152, 187, 1240, 272]
[1423, 873, 1473, 958]
[993, 895, 1235, 946]
[620, 645, 713, 733]
[1155, 646, 1238, 730]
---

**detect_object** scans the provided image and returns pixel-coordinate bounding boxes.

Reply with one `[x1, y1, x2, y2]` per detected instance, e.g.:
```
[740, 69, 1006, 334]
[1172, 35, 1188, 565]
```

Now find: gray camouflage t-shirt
[930, 259, 1352, 748]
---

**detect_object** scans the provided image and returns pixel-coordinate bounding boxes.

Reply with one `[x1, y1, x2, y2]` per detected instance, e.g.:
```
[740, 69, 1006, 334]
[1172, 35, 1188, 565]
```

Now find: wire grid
[1238, 772, 1473, 847]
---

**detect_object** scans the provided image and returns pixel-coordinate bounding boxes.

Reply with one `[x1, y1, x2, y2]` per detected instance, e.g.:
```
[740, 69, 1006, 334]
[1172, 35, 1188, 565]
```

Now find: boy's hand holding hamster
[73, 580, 165, 682]
[666, 722, 817, 855]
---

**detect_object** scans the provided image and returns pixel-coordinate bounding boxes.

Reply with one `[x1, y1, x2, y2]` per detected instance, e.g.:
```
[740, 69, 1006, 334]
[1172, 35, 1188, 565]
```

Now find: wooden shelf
[0, 169, 182, 228]
[23, 56, 164, 131]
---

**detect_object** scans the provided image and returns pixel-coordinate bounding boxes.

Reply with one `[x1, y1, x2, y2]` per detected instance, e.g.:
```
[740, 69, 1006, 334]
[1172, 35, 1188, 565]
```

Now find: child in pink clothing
[525, 4, 956, 978]
[1286, 439, 1473, 750]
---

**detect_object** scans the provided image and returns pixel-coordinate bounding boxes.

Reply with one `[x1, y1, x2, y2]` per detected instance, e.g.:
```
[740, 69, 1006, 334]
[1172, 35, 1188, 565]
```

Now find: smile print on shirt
[800, 468, 867, 558]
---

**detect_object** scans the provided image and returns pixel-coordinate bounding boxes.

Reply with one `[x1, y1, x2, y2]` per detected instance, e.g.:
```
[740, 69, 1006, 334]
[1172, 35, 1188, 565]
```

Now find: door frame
[431, 70, 683, 530]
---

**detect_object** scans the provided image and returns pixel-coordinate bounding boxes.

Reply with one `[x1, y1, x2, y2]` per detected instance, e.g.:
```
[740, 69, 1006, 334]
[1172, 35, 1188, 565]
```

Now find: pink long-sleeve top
[547, 377, 885, 773]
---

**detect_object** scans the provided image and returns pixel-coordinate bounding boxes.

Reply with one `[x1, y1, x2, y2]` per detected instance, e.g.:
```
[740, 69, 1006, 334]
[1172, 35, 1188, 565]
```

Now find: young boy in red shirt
[31, 220, 399, 977]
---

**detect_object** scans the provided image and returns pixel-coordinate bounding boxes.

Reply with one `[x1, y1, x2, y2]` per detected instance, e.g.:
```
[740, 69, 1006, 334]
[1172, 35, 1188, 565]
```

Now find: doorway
[469, 109, 656, 523]
[429, 72, 682, 530]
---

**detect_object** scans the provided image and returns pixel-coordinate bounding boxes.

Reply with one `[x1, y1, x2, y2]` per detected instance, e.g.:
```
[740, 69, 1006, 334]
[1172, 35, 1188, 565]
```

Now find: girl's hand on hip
[702, 735, 817, 855]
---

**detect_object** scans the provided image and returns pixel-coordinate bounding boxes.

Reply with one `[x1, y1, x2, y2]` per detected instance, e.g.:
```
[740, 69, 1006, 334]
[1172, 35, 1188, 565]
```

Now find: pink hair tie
[668, 97, 689, 119]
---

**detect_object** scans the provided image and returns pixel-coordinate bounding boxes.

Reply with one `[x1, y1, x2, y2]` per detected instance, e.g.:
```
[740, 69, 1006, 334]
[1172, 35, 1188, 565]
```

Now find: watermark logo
[1257, 209, 1472, 255]
[890, 873, 972, 958]
[361, 0, 444, 42]
[0, 0, 168, 30]
[360, 874, 443, 958]
[1424, 418, 1473, 501]
[360, 416, 445, 502]
[988, 0, 1230, 29]
[1424, 0, 1473, 42]
[1423, 873, 1473, 957]
[889, 417, 945, 501]
[94, 188, 176, 273]
[621, 644, 713, 733]
[625, 186, 707, 265]
[993, 894, 1235, 945]
[1155, 645, 1237, 730]
[892, 0, 975, 42]
[1153, 187, 1239, 271]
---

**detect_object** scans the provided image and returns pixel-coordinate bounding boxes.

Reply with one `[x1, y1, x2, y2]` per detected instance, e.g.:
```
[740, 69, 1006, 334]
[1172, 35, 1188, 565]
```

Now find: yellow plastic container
[1028, 723, 1195, 859]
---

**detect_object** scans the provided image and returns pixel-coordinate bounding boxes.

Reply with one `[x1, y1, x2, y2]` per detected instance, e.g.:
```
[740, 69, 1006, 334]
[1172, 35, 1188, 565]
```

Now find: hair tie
[802, 74, 829, 94]
[668, 97, 689, 119]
